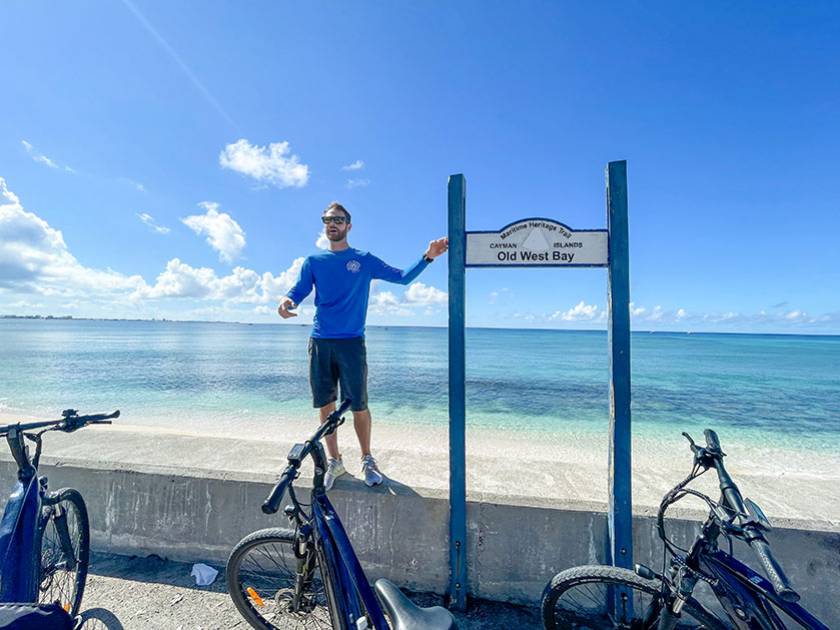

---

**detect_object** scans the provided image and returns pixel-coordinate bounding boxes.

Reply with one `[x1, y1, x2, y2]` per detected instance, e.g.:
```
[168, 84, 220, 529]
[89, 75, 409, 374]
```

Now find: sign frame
[446, 161, 632, 611]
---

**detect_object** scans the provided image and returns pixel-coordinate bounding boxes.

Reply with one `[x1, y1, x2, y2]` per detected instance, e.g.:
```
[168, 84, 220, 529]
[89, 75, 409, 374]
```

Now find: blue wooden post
[606, 160, 633, 570]
[447, 174, 467, 610]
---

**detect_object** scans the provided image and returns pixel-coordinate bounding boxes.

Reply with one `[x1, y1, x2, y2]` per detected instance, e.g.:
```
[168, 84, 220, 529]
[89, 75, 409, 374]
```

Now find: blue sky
[1, 1, 838, 333]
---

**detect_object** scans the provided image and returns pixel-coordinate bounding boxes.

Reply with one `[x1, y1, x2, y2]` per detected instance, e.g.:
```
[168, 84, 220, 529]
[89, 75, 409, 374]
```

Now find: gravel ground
[82, 553, 542, 630]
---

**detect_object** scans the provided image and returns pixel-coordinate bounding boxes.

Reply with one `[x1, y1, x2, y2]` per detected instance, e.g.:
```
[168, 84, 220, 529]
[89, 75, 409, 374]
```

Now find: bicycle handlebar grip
[86, 410, 120, 422]
[261, 471, 293, 515]
[750, 537, 799, 603]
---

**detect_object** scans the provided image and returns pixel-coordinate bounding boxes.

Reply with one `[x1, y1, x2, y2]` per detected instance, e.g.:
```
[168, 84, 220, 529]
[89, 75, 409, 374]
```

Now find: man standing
[278, 202, 448, 490]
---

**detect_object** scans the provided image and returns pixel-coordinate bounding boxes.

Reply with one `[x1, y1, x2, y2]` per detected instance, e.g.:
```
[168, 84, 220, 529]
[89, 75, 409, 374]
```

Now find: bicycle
[0, 409, 119, 622]
[541, 429, 829, 629]
[226, 399, 457, 630]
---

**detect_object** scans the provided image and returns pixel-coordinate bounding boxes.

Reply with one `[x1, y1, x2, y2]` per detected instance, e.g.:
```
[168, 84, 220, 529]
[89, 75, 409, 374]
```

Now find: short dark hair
[323, 202, 351, 223]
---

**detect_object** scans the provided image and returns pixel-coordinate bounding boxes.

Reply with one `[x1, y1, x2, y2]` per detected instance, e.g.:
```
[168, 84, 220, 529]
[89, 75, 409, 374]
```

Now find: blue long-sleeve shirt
[286, 248, 430, 338]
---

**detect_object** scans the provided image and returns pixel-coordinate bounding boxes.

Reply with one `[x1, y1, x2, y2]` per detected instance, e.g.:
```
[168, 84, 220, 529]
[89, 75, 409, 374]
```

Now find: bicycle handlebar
[0, 409, 120, 437]
[702, 429, 799, 603]
[261, 399, 353, 514]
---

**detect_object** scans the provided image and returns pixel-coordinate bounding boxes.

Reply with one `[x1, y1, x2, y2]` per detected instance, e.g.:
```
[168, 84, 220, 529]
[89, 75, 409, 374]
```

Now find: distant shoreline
[1, 314, 839, 338]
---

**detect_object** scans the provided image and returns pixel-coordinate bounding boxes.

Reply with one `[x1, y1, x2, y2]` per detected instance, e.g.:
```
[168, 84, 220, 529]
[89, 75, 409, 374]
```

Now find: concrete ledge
[1, 457, 837, 625]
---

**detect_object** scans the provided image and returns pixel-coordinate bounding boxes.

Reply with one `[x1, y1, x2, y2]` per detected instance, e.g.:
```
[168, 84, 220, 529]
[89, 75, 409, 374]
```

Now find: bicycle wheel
[227, 528, 333, 629]
[541, 565, 727, 629]
[37, 488, 90, 618]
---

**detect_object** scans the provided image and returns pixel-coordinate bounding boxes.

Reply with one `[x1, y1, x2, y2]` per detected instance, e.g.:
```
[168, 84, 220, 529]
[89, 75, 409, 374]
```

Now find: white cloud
[620, 303, 836, 328]
[315, 231, 330, 250]
[489, 288, 511, 304]
[629, 302, 646, 317]
[0, 178, 311, 318]
[369, 290, 411, 317]
[182, 202, 246, 262]
[648, 305, 664, 321]
[342, 160, 365, 171]
[137, 212, 170, 234]
[404, 282, 447, 305]
[555, 300, 600, 321]
[219, 139, 309, 188]
[346, 178, 370, 189]
[21, 140, 62, 170]
[367, 281, 447, 316]
[35, 155, 58, 169]
[132, 257, 305, 305]
[121, 178, 146, 193]
[0, 177, 144, 297]
[134, 259, 216, 299]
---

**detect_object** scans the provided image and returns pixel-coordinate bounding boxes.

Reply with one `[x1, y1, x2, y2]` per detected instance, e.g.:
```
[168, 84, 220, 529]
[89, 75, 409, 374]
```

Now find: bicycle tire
[37, 488, 90, 618]
[226, 527, 333, 629]
[541, 565, 728, 629]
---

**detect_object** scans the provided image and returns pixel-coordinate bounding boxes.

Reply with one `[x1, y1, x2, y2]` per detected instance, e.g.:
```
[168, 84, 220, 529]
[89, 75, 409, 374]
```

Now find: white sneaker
[361, 455, 384, 487]
[324, 457, 346, 491]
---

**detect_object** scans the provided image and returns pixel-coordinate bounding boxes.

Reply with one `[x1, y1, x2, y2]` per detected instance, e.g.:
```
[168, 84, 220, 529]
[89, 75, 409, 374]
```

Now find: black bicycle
[541, 429, 828, 629]
[226, 399, 455, 629]
[0, 409, 118, 621]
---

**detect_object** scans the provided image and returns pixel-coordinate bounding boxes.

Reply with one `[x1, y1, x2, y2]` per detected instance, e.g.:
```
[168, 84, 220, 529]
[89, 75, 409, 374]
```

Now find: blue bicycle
[226, 399, 456, 630]
[541, 429, 829, 629]
[0, 409, 118, 621]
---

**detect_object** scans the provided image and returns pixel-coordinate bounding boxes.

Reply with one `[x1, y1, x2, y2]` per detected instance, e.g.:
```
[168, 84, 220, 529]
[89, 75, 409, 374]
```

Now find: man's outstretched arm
[371, 237, 448, 285]
[279, 257, 313, 318]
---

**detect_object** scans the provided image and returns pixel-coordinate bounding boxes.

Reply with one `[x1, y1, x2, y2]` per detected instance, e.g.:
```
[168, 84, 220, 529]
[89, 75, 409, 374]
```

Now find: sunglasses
[322, 216, 347, 225]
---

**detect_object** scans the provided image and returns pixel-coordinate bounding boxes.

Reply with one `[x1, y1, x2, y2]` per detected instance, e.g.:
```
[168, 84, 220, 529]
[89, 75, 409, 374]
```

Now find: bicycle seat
[374, 579, 456, 630]
[0, 603, 74, 629]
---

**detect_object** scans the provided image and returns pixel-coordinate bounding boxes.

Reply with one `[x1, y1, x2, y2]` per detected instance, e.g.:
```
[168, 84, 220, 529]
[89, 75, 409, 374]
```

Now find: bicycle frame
[702, 550, 828, 630]
[311, 493, 389, 630]
[0, 427, 44, 602]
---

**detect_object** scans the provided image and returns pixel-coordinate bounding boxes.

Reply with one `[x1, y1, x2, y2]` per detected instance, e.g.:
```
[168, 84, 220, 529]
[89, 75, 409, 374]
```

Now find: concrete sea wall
[1, 457, 837, 624]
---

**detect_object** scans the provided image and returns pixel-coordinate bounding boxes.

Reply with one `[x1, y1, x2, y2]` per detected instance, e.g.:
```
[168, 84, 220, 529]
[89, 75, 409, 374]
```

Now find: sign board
[465, 218, 608, 267]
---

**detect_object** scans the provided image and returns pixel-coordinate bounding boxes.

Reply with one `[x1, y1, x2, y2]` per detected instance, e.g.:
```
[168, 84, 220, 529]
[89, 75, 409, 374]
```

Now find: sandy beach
[3, 411, 837, 528]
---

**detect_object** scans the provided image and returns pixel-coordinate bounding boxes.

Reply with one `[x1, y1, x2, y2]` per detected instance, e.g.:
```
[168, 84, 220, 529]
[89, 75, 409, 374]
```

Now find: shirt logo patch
[346, 260, 361, 273]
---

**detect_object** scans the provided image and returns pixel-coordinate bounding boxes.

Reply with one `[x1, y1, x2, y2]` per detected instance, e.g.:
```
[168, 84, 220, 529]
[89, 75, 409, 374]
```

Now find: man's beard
[326, 228, 346, 242]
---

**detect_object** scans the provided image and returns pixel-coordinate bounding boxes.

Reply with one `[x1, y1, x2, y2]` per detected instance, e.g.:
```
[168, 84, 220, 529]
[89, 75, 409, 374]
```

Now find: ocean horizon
[4, 314, 840, 338]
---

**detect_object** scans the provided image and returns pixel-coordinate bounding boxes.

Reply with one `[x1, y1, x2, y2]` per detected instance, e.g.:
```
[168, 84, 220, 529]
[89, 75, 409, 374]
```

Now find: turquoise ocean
[1, 319, 838, 453]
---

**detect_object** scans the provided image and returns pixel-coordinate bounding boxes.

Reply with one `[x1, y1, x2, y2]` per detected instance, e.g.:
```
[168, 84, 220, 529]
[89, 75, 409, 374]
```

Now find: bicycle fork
[289, 529, 318, 613]
[656, 565, 699, 630]
[50, 504, 78, 573]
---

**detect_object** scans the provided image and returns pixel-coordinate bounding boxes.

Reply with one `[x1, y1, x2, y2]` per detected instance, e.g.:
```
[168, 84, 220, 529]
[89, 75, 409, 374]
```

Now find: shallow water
[1, 319, 838, 453]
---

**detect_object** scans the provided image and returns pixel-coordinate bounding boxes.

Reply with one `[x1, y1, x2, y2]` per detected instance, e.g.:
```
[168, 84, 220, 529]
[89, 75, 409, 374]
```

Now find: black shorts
[308, 337, 368, 412]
